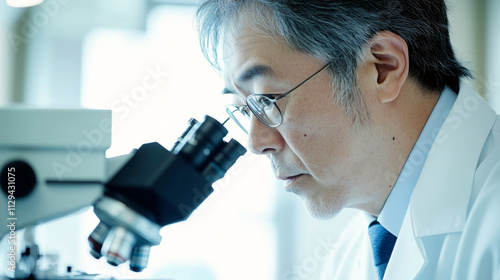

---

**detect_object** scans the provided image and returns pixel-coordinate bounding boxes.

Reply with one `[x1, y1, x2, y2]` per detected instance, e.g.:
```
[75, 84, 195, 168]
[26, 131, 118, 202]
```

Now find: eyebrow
[222, 64, 277, 95]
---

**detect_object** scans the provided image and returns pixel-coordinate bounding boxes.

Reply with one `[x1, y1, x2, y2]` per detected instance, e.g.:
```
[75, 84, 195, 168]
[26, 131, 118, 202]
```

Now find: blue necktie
[368, 220, 397, 280]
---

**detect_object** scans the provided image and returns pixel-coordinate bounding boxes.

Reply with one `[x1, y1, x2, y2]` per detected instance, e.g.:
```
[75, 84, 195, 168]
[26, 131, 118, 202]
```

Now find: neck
[364, 80, 441, 216]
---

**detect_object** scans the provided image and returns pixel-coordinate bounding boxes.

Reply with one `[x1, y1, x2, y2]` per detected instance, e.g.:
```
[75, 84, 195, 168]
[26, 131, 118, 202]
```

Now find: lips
[272, 162, 303, 180]
[278, 174, 303, 181]
[275, 168, 306, 181]
[271, 157, 306, 189]
[278, 173, 305, 191]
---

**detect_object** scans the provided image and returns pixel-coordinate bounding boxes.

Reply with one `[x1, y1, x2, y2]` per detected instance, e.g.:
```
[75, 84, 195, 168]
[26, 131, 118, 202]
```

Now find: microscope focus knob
[1, 160, 37, 198]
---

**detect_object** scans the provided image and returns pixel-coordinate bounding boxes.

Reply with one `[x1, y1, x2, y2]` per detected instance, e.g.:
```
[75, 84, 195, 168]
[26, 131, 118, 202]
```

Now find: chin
[302, 194, 343, 220]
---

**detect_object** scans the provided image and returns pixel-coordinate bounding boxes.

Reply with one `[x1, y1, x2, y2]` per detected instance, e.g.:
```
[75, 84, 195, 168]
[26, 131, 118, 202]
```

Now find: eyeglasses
[225, 63, 331, 134]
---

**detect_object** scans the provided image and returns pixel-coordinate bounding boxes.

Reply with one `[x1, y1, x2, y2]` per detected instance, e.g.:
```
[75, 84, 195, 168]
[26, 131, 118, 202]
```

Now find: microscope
[0, 107, 246, 279]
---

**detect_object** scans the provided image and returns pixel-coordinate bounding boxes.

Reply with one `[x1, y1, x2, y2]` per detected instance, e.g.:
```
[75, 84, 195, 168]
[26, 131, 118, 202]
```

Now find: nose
[247, 115, 285, 155]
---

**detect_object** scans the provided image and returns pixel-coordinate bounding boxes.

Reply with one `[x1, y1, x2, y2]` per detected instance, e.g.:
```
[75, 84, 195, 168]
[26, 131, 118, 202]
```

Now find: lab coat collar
[410, 81, 497, 237]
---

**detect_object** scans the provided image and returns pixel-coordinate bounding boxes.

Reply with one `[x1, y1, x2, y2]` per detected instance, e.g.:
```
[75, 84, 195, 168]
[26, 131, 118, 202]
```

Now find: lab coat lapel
[384, 82, 497, 279]
[384, 210, 426, 279]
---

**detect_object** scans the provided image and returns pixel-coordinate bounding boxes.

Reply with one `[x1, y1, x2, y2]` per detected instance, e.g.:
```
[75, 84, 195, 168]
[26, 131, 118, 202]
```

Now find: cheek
[283, 118, 338, 177]
[285, 92, 346, 144]
[283, 99, 356, 180]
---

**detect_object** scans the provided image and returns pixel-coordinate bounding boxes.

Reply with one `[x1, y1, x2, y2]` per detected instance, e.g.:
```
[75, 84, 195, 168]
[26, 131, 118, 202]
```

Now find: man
[196, 1, 500, 279]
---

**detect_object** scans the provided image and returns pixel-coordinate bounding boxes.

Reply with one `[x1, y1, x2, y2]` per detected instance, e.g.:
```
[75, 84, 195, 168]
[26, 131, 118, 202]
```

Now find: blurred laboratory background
[0, 0, 499, 279]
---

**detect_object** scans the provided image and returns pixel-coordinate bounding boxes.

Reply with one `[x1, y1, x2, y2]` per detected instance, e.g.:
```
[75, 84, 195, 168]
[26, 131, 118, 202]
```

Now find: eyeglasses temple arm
[275, 62, 331, 102]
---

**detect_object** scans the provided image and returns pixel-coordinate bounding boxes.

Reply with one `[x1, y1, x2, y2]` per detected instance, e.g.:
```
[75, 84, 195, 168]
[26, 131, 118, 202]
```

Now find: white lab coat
[320, 81, 500, 280]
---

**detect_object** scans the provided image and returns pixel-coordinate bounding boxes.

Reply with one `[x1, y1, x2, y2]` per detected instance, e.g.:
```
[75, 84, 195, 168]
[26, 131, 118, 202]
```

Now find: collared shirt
[376, 86, 458, 237]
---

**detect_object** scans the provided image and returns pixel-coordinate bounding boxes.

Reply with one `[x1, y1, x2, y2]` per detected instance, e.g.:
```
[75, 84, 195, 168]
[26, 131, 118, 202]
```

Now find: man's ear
[365, 31, 409, 104]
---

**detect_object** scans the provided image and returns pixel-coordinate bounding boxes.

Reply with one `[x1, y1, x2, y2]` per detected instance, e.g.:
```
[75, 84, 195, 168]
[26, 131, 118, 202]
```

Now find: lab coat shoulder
[450, 115, 500, 279]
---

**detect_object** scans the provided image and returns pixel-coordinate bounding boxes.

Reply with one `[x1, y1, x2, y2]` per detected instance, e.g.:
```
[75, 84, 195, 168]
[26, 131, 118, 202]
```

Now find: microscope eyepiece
[175, 116, 228, 169]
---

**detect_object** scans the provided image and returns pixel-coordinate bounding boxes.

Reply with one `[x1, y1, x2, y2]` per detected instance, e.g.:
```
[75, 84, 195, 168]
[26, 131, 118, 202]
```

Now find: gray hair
[196, 0, 471, 126]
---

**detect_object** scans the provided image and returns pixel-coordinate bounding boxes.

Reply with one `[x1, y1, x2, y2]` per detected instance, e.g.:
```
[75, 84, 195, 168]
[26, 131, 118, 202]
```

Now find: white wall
[447, 0, 500, 113]
[485, 0, 500, 112]
[0, 2, 24, 105]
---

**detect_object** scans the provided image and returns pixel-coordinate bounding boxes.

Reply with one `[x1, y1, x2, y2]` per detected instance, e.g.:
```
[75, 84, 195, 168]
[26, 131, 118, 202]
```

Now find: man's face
[222, 21, 389, 219]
